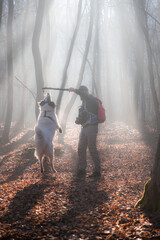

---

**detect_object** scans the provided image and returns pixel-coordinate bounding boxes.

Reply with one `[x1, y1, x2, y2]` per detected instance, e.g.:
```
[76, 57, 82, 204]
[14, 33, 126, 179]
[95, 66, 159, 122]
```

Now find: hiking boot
[89, 171, 101, 179]
[76, 170, 86, 179]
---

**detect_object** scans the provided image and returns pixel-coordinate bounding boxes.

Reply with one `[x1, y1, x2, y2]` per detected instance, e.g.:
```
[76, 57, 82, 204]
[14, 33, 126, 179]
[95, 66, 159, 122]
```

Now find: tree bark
[2, 0, 14, 143]
[32, 0, 45, 119]
[0, 0, 3, 27]
[135, 134, 160, 213]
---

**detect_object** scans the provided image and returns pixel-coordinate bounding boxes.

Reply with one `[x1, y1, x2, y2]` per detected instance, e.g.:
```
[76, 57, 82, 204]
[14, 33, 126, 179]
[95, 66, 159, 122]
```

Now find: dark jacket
[75, 89, 98, 126]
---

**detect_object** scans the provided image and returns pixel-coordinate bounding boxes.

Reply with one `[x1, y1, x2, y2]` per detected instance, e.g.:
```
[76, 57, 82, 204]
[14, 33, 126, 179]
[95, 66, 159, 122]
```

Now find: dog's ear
[44, 93, 51, 103]
[48, 102, 55, 108]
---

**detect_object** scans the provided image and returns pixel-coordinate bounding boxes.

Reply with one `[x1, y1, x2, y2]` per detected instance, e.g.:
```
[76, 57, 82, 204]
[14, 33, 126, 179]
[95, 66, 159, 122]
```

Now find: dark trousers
[77, 125, 101, 172]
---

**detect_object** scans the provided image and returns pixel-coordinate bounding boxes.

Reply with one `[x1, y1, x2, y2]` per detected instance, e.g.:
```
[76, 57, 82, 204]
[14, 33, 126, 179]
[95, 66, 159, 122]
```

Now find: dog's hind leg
[46, 143, 57, 173]
[50, 156, 57, 173]
[34, 149, 44, 173]
[39, 156, 44, 173]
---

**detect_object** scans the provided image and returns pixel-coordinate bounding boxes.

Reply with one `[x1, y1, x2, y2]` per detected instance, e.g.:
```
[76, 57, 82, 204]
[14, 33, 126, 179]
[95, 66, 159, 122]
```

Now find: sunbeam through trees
[0, 0, 160, 239]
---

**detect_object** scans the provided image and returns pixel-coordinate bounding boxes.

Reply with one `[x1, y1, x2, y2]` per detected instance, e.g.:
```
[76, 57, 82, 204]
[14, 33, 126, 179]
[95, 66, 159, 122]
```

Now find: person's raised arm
[68, 87, 76, 92]
[68, 87, 89, 99]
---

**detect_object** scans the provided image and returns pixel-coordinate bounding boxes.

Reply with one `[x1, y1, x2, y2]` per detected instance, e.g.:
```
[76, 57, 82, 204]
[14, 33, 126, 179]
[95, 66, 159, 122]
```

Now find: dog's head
[38, 93, 55, 109]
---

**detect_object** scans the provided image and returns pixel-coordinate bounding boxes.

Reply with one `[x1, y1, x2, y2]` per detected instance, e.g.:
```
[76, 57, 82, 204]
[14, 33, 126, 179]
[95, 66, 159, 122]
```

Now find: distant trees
[1, 0, 160, 217]
[131, 0, 160, 128]
[142, 5, 160, 128]
[56, 0, 83, 116]
[134, 0, 160, 213]
[2, 0, 14, 143]
[60, 0, 94, 134]
[0, 0, 160, 142]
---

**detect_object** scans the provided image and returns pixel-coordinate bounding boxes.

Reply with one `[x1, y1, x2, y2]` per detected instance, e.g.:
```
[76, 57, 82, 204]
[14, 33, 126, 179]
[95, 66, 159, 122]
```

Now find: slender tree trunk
[133, 0, 160, 128]
[56, 0, 83, 116]
[151, 36, 160, 106]
[140, 75, 146, 123]
[14, 0, 30, 130]
[134, 42, 145, 125]
[92, 0, 102, 98]
[0, 0, 4, 119]
[43, 0, 54, 84]
[0, 0, 3, 27]
[91, 0, 98, 96]
[145, 35, 160, 127]
[60, 0, 94, 135]
[20, 1, 29, 127]
[32, 0, 45, 119]
[2, 0, 14, 143]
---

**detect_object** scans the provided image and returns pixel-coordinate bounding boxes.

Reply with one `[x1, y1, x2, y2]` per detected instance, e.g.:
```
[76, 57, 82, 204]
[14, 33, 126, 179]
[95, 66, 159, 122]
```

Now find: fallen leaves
[0, 122, 160, 239]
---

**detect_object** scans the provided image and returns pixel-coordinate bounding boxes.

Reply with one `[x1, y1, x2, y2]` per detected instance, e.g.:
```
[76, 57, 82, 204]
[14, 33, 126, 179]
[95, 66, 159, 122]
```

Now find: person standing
[69, 86, 101, 179]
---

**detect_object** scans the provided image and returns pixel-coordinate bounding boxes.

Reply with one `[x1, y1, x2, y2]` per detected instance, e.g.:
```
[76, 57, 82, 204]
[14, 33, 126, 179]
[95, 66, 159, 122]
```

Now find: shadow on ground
[42, 176, 108, 238]
[0, 181, 51, 224]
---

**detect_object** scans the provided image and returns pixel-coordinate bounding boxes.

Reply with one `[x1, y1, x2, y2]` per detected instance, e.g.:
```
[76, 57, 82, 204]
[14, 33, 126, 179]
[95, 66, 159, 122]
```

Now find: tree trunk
[60, 0, 94, 135]
[135, 134, 160, 213]
[134, 45, 145, 125]
[14, 0, 30, 130]
[32, 0, 45, 119]
[43, 0, 54, 84]
[92, 0, 102, 98]
[2, 0, 14, 143]
[151, 36, 160, 107]
[56, 0, 82, 116]
[0, 0, 3, 27]
[133, 0, 160, 128]
[145, 36, 160, 128]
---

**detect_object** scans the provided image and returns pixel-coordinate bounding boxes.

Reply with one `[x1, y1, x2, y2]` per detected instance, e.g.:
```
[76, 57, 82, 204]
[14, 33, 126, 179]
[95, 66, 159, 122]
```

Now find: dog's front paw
[59, 128, 62, 133]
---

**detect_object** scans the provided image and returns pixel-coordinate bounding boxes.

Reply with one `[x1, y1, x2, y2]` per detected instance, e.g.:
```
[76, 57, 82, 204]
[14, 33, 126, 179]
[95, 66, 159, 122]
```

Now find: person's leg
[87, 125, 101, 175]
[77, 127, 87, 174]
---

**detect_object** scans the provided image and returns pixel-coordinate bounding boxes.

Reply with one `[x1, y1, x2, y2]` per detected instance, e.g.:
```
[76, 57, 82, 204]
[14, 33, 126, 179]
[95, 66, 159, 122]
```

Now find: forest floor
[0, 122, 160, 240]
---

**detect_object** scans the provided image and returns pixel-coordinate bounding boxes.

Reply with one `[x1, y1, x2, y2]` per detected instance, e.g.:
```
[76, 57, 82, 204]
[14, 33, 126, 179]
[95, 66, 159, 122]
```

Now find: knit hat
[79, 86, 88, 92]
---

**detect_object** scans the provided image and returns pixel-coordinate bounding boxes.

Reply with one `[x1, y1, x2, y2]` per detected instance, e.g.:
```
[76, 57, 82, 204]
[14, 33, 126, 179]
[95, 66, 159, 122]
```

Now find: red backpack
[95, 98, 106, 123]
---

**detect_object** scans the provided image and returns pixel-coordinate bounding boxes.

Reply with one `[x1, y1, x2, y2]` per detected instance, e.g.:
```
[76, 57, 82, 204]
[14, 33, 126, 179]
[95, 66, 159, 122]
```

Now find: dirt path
[0, 123, 159, 239]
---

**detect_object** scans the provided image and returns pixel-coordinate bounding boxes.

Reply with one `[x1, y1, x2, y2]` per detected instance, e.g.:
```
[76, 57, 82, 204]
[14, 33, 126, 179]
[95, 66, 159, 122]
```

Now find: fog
[0, 0, 160, 132]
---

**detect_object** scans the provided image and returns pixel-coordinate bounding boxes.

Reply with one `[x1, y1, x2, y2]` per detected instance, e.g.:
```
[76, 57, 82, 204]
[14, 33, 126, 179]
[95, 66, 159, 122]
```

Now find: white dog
[34, 93, 62, 173]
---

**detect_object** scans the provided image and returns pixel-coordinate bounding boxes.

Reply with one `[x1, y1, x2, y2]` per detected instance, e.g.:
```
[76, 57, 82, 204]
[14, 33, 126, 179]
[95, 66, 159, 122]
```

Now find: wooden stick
[42, 87, 69, 91]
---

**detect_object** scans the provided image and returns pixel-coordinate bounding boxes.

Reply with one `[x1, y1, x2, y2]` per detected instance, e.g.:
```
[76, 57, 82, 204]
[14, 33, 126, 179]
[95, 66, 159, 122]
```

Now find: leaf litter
[0, 122, 160, 239]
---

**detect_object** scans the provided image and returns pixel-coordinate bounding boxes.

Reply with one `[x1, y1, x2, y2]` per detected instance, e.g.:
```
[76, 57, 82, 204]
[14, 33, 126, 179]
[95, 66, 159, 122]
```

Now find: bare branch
[15, 76, 36, 101]
[145, 10, 160, 26]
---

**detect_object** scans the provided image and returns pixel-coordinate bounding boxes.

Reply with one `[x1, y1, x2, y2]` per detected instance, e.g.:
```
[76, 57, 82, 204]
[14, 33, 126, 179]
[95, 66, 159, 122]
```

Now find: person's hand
[68, 87, 75, 92]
